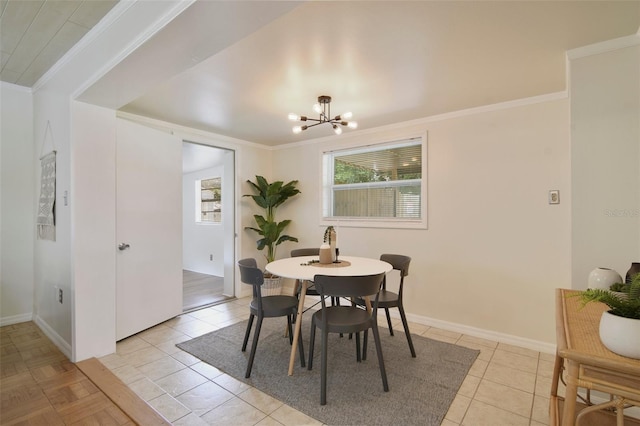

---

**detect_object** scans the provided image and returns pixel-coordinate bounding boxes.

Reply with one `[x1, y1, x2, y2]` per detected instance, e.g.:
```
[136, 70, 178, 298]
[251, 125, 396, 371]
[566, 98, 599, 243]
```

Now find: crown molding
[567, 33, 640, 60]
[32, 1, 136, 92]
[115, 110, 265, 151]
[33, 1, 195, 96]
[273, 91, 568, 151]
[1, 81, 33, 94]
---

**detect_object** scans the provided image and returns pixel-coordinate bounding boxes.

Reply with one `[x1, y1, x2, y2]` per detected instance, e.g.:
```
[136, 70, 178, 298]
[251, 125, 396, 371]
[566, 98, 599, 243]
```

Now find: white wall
[28, 0, 195, 361]
[571, 43, 640, 285]
[32, 88, 73, 356]
[71, 101, 117, 360]
[183, 166, 225, 276]
[0, 83, 35, 325]
[273, 96, 572, 348]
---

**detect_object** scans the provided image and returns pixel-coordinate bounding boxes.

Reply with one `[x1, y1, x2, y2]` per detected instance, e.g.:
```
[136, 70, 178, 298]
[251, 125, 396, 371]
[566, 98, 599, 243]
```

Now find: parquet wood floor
[0, 321, 167, 425]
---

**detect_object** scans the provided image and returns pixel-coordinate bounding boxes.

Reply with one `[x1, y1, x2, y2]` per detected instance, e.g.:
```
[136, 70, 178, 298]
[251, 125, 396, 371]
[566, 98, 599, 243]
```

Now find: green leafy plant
[580, 272, 640, 320]
[323, 226, 335, 244]
[244, 176, 300, 264]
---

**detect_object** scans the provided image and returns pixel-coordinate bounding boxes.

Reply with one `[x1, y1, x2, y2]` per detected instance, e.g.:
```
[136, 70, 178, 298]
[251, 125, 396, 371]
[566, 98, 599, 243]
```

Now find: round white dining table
[265, 255, 392, 375]
[266, 255, 392, 281]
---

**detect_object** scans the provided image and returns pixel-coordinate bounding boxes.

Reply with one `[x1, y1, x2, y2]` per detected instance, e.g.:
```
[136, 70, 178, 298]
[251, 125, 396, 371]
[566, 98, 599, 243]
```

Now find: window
[322, 136, 426, 229]
[198, 177, 221, 223]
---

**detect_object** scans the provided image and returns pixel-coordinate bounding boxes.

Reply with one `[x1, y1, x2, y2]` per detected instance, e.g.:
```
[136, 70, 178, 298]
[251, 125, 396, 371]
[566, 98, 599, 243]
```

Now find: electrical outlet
[210, 254, 213, 261]
[58, 289, 63, 304]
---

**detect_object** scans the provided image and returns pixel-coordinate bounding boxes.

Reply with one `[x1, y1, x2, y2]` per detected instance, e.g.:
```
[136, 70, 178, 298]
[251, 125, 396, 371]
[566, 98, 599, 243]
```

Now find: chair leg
[308, 318, 316, 370]
[242, 314, 254, 352]
[398, 305, 416, 357]
[371, 322, 389, 392]
[321, 329, 328, 405]
[355, 332, 361, 362]
[362, 329, 368, 360]
[245, 315, 263, 378]
[385, 307, 394, 336]
[331, 298, 343, 338]
[286, 315, 294, 345]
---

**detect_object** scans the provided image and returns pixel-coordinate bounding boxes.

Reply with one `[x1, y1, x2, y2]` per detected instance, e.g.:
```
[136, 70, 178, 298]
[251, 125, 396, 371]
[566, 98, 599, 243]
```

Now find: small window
[322, 136, 426, 229]
[198, 177, 221, 223]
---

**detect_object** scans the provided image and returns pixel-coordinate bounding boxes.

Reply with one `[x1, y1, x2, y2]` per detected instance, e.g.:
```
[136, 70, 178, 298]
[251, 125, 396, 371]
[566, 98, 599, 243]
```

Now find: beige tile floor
[100, 296, 559, 425]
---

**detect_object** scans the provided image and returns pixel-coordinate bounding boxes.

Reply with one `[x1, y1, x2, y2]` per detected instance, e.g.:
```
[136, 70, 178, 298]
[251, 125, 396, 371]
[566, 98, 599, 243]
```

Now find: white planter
[262, 276, 282, 296]
[599, 310, 640, 359]
[587, 267, 622, 290]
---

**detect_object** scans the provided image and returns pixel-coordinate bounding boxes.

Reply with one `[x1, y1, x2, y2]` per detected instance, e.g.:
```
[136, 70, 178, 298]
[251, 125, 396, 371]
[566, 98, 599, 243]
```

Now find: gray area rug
[177, 315, 479, 425]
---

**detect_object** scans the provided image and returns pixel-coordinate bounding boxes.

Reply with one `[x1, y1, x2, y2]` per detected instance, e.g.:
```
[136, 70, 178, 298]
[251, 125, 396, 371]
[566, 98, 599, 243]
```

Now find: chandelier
[288, 95, 358, 135]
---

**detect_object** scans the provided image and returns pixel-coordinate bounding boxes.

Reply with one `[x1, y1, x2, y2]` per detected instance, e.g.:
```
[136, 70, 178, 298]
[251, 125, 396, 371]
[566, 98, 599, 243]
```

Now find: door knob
[118, 243, 130, 251]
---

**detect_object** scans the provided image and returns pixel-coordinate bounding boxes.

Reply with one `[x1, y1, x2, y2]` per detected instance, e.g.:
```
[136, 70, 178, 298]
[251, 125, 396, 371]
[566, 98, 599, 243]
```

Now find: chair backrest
[313, 273, 385, 299]
[238, 257, 258, 269]
[380, 254, 411, 277]
[291, 248, 320, 257]
[238, 258, 264, 300]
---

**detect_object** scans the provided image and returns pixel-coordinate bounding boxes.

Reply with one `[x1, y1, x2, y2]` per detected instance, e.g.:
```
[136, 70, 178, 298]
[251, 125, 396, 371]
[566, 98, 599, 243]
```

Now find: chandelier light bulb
[313, 103, 322, 114]
[333, 124, 342, 135]
[342, 111, 353, 119]
[292, 126, 303, 134]
[348, 121, 358, 129]
[288, 113, 300, 121]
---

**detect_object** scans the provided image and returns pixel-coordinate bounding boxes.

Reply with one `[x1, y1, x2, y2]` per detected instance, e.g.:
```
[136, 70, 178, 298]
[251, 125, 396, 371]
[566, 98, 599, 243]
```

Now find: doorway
[182, 142, 235, 312]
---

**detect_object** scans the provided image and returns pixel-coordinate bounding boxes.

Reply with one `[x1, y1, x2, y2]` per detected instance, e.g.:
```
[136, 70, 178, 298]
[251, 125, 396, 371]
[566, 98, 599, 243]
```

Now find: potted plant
[243, 176, 300, 293]
[579, 272, 640, 359]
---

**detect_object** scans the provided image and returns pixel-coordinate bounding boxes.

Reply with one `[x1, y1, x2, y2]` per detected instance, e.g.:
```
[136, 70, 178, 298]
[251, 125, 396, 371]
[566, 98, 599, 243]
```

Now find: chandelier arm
[303, 121, 326, 129]
[290, 95, 354, 134]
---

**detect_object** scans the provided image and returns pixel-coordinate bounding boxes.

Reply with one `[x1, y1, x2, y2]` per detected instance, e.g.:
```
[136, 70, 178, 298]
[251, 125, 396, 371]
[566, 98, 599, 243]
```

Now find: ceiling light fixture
[289, 95, 357, 135]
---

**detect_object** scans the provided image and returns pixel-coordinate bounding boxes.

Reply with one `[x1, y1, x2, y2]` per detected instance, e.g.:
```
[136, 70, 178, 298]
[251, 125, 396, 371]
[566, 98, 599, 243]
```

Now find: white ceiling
[3, 1, 640, 149]
[0, 0, 118, 86]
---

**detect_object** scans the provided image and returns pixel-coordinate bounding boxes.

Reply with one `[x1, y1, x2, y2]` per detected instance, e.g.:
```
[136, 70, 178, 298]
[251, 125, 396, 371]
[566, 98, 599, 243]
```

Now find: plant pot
[262, 276, 282, 296]
[587, 267, 622, 290]
[599, 310, 640, 359]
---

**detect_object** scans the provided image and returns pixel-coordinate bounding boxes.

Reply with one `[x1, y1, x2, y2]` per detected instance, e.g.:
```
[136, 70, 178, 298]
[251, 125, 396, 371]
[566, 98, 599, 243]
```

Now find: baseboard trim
[0, 312, 33, 327]
[34, 315, 72, 359]
[401, 310, 557, 354]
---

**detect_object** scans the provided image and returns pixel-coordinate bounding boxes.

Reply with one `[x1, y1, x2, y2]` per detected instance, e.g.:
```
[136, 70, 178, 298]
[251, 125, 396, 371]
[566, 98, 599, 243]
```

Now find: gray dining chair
[307, 272, 389, 405]
[358, 254, 416, 358]
[238, 258, 305, 377]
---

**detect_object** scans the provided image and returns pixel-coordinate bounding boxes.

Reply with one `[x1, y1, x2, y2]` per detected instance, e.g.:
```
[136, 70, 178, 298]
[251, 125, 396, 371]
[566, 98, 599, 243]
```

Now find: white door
[116, 119, 183, 340]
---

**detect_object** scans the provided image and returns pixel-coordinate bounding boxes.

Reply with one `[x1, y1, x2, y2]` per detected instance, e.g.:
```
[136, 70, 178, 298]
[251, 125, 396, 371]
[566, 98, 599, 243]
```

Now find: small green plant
[609, 282, 627, 292]
[244, 176, 300, 264]
[323, 226, 335, 244]
[580, 272, 640, 320]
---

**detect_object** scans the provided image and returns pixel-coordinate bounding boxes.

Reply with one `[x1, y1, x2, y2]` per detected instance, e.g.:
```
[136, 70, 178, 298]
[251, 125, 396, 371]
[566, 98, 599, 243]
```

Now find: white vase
[599, 311, 640, 359]
[587, 267, 622, 290]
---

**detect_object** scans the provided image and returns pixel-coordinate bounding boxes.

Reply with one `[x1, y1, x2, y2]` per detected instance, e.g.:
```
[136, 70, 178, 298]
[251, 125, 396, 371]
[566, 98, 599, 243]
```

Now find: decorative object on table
[587, 267, 622, 290]
[626, 262, 640, 284]
[319, 243, 332, 264]
[323, 225, 337, 262]
[579, 272, 640, 359]
[244, 176, 300, 294]
[288, 95, 357, 135]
